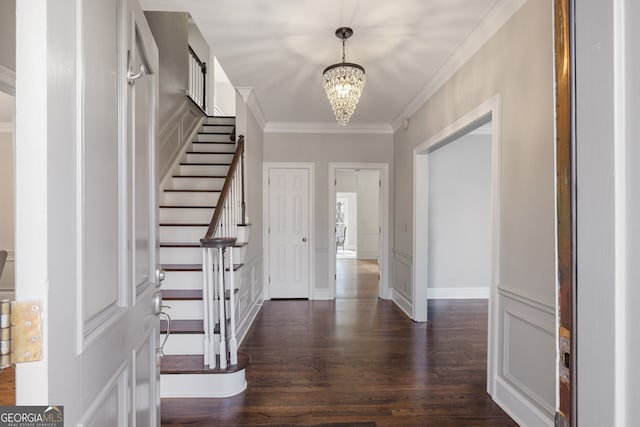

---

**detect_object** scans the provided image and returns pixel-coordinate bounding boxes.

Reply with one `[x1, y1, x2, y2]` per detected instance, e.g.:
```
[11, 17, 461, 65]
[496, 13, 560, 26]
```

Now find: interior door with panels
[15, 0, 160, 424]
[268, 168, 310, 299]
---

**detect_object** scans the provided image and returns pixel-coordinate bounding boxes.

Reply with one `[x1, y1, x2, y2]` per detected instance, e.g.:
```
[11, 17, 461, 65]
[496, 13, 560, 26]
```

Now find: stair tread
[180, 162, 231, 166]
[187, 151, 234, 155]
[159, 205, 215, 209]
[161, 288, 239, 300]
[160, 241, 248, 248]
[162, 319, 202, 334]
[198, 131, 232, 135]
[161, 289, 202, 300]
[160, 223, 209, 227]
[161, 354, 249, 375]
[164, 189, 221, 193]
[162, 263, 244, 272]
[172, 175, 227, 178]
[192, 141, 235, 145]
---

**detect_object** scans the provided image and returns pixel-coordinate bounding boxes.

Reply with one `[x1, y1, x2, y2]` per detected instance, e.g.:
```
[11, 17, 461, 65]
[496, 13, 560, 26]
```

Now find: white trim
[0, 65, 16, 95]
[427, 287, 489, 299]
[77, 361, 128, 427]
[265, 121, 393, 135]
[392, 289, 413, 319]
[498, 285, 555, 315]
[413, 94, 502, 400]
[237, 87, 266, 129]
[328, 163, 390, 301]
[0, 122, 13, 133]
[613, 0, 628, 423]
[262, 162, 315, 300]
[313, 289, 331, 300]
[391, 0, 525, 131]
[494, 376, 555, 427]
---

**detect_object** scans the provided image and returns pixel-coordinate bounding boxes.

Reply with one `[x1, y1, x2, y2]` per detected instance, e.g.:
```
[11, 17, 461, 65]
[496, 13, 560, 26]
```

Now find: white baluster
[228, 245, 238, 365]
[217, 246, 227, 369]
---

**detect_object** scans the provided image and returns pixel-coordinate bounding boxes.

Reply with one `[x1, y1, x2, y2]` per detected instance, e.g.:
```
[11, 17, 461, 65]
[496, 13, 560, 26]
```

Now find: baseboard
[392, 289, 413, 319]
[312, 288, 331, 300]
[236, 295, 263, 348]
[427, 286, 489, 299]
[493, 377, 554, 427]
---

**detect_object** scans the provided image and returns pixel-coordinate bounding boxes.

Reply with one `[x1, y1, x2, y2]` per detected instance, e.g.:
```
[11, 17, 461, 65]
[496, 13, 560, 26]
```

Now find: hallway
[161, 260, 516, 426]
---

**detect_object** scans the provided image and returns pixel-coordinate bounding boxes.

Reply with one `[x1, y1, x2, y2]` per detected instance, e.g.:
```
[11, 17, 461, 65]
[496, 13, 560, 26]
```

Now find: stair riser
[159, 226, 209, 242]
[161, 333, 203, 355]
[180, 164, 229, 176]
[205, 117, 235, 126]
[161, 371, 246, 398]
[162, 271, 202, 290]
[237, 226, 249, 242]
[164, 300, 204, 320]
[195, 133, 233, 143]
[191, 142, 236, 153]
[159, 207, 214, 224]
[162, 192, 220, 206]
[186, 153, 234, 164]
[160, 246, 245, 265]
[169, 177, 225, 191]
[201, 124, 234, 134]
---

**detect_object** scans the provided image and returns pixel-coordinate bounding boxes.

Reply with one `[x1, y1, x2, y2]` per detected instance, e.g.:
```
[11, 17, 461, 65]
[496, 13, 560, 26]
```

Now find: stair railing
[187, 46, 207, 112]
[200, 135, 245, 369]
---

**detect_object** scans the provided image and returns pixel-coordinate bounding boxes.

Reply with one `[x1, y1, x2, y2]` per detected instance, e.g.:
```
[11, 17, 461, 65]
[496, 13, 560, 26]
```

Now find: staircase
[158, 116, 250, 398]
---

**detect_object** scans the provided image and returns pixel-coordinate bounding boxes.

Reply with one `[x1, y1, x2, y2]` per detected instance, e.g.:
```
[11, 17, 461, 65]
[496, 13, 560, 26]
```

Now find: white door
[15, 0, 160, 424]
[356, 171, 380, 259]
[268, 168, 310, 298]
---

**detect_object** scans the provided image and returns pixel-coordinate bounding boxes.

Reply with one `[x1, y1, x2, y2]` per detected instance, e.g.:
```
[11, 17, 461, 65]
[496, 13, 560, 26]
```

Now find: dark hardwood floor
[0, 366, 14, 405]
[162, 259, 517, 426]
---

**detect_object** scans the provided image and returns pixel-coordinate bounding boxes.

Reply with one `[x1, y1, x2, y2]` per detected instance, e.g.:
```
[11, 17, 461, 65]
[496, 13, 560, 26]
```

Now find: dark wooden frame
[554, 0, 575, 425]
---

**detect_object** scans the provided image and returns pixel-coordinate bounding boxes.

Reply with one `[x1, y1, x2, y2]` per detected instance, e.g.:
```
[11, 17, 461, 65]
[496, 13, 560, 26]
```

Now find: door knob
[302, 237, 307, 242]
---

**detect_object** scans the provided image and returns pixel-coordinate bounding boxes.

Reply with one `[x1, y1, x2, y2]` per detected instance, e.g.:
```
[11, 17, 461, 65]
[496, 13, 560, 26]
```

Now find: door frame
[328, 163, 390, 300]
[262, 162, 315, 300]
[413, 94, 502, 396]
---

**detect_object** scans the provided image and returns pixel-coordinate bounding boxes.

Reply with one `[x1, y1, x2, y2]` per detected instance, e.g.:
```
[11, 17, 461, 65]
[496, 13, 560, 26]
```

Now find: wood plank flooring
[162, 259, 517, 426]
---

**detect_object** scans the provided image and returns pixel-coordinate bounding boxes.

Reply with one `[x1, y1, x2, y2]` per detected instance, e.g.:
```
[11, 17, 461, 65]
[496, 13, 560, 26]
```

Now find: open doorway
[413, 95, 501, 397]
[329, 163, 390, 301]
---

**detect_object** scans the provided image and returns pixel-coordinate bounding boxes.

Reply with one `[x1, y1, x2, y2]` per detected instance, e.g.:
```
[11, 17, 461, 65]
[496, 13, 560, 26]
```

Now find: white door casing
[15, 0, 160, 424]
[412, 94, 501, 396]
[264, 164, 313, 300]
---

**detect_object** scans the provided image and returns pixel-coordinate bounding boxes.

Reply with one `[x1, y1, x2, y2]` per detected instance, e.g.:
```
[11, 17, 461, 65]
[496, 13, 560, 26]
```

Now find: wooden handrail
[202, 135, 245, 241]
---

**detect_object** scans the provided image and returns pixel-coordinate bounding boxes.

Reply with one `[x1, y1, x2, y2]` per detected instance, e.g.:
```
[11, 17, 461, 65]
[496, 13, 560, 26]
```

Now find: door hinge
[0, 300, 43, 369]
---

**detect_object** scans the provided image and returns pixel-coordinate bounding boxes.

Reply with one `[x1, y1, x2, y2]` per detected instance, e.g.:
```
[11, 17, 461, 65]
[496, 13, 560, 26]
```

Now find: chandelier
[322, 27, 366, 126]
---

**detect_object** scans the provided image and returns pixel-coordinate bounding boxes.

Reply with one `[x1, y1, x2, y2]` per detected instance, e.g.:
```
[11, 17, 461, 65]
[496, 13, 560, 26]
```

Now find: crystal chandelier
[322, 27, 366, 126]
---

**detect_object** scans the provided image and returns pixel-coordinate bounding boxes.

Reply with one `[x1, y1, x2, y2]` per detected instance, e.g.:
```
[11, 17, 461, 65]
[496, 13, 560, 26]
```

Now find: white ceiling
[141, 0, 518, 129]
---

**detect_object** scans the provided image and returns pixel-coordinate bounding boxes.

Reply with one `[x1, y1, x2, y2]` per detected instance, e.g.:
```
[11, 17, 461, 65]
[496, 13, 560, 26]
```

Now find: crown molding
[236, 87, 266, 129]
[264, 121, 393, 135]
[0, 65, 16, 95]
[391, 0, 526, 132]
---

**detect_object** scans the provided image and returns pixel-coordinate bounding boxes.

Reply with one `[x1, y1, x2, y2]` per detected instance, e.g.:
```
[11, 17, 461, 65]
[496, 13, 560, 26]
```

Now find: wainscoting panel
[495, 286, 555, 427]
[236, 254, 264, 346]
[158, 100, 204, 182]
[392, 251, 413, 316]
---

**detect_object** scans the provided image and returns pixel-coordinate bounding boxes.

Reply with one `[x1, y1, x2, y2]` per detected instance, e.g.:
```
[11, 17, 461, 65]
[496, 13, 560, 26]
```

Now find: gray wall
[144, 11, 188, 127]
[0, 0, 15, 72]
[264, 132, 393, 290]
[427, 132, 491, 293]
[393, 0, 555, 423]
[0, 131, 14, 294]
